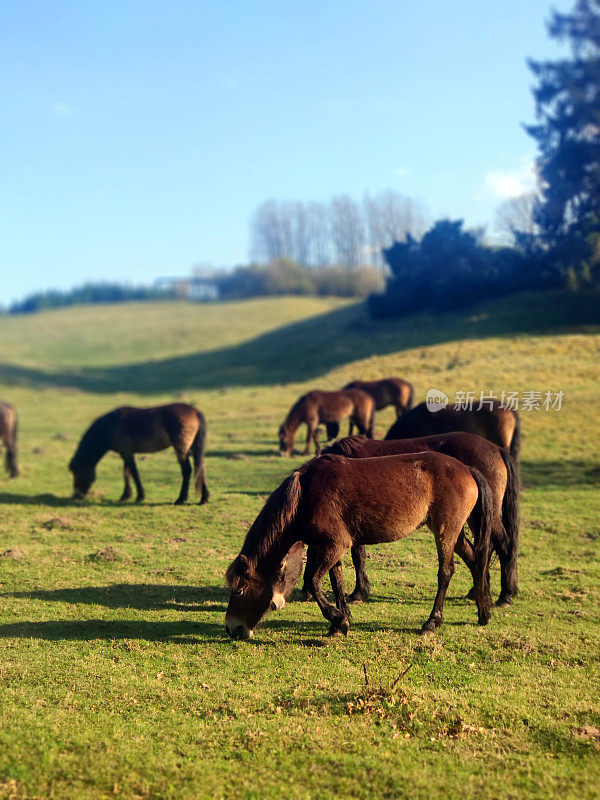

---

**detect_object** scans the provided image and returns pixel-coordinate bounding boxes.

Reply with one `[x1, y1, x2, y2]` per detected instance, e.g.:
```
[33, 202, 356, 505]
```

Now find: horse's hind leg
[174, 456, 192, 505]
[5, 438, 18, 478]
[347, 544, 371, 603]
[421, 532, 457, 634]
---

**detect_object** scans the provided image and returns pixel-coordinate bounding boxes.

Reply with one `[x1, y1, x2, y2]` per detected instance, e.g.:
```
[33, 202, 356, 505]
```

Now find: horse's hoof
[199, 496, 210, 505]
[478, 613, 491, 626]
[420, 620, 437, 635]
[495, 596, 513, 608]
[135, 497, 145, 504]
[174, 499, 185, 506]
[327, 618, 350, 637]
[347, 591, 368, 604]
[300, 589, 313, 602]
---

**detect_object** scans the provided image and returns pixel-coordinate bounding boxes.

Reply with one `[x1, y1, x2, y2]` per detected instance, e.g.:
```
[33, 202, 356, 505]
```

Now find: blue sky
[0, 0, 571, 304]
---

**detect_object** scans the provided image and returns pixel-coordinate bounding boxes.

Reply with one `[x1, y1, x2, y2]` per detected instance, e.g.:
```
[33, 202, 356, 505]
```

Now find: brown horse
[343, 378, 414, 420]
[278, 389, 374, 457]
[69, 403, 209, 504]
[0, 401, 19, 478]
[225, 452, 493, 639]
[385, 401, 521, 461]
[317, 433, 519, 606]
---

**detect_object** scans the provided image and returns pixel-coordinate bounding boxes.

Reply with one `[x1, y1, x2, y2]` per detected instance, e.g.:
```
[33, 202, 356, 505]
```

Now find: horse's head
[278, 424, 294, 457]
[69, 456, 95, 499]
[225, 542, 304, 640]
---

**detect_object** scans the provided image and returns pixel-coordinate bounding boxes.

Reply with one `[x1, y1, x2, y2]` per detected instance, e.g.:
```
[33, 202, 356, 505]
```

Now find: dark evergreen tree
[526, 0, 600, 281]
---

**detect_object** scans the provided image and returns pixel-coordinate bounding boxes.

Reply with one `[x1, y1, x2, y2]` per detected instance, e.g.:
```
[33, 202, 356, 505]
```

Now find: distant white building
[155, 275, 219, 301]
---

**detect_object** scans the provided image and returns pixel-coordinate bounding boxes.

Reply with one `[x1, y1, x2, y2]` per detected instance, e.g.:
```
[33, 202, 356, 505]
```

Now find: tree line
[250, 191, 429, 270]
[7, 283, 174, 314]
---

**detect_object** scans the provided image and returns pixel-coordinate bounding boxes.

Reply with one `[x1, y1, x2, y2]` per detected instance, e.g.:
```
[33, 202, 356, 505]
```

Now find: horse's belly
[134, 433, 171, 453]
[353, 501, 428, 546]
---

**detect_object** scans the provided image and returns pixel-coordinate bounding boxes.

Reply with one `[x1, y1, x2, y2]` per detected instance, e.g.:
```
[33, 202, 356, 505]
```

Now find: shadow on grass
[521, 459, 600, 488]
[5, 583, 229, 612]
[0, 493, 76, 507]
[0, 289, 598, 393]
[0, 618, 225, 644]
[207, 449, 280, 459]
[0, 493, 211, 508]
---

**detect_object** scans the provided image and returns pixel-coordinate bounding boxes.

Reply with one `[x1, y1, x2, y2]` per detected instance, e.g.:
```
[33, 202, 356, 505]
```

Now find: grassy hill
[0, 292, 599, 800]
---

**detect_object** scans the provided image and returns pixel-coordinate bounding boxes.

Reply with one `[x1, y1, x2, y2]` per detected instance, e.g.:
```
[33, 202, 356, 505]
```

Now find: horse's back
[301, 451, 472, 545]
[110, 403, 201, 454]
[386, 401, 516, 449]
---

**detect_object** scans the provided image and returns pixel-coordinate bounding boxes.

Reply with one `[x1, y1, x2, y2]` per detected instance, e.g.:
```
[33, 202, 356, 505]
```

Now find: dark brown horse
[225, 452, 493, 639]
[317, 433, 519, 606]
[278, 389, 374, 457]
[69, 403, 209, 504]
[343, 378, 414, 420]
[385, 401, 521, 461]
[0, 401, 19, 478]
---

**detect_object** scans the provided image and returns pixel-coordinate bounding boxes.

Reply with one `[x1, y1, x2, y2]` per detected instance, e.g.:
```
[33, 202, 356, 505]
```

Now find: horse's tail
[191, 411, 210, 504]
[5, 411, 18, 478]
[499, 447, 520, 598]
[509, 410, 521, 462]
[467, 467, 493, 625]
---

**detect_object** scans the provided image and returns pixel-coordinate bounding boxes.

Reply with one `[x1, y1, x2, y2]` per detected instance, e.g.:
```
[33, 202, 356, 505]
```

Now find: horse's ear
[225, 553, 251, 587]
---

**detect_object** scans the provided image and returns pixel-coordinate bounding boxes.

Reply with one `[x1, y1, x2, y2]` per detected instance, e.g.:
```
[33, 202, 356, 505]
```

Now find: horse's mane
[322, 435, 367, 457]
[70, 412, 112, 468]
[281, 394, 309, 429]
[235, 460, 315, 568]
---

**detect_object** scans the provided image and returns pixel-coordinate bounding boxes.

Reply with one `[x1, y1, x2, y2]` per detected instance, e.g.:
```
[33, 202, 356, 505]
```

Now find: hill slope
[0, 292, 598, 800]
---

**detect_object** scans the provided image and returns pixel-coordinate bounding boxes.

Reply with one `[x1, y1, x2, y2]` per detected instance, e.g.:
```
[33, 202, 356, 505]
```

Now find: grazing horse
[225, 452, 493, 640]
[278, 389, 374, 457]
[0, 401, 19, 478]
[343, 378, 414, 428]
[69, 403, 209, 505]
[385, 401, 521, 461]
[316, 433, 519, 606]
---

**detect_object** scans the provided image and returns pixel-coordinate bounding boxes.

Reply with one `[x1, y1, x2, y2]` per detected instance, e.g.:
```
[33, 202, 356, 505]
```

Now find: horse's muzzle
[225, 621, 253, 640]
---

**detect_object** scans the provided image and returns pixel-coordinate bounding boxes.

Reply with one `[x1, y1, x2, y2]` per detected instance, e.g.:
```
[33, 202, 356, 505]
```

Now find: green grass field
[0, 292, 599, 800]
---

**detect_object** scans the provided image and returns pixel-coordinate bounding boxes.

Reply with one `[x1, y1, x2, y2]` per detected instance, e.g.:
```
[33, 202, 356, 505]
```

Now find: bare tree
[330, 195, 366, 268]
[494, 193, 538, 251]
[250, 200, 286, 261]
[306, 201, 331, 266]
[364, 191, 429, 270]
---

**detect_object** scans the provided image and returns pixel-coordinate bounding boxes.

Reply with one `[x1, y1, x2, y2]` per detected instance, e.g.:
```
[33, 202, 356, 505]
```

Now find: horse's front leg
[347, 544, 371, 603]
[119, 461, 133, 502]
[124, 455, 145, 503]
[307, 544, 352, 636]
[303, 423, 314, 456]
[174, 456, 192, 505]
